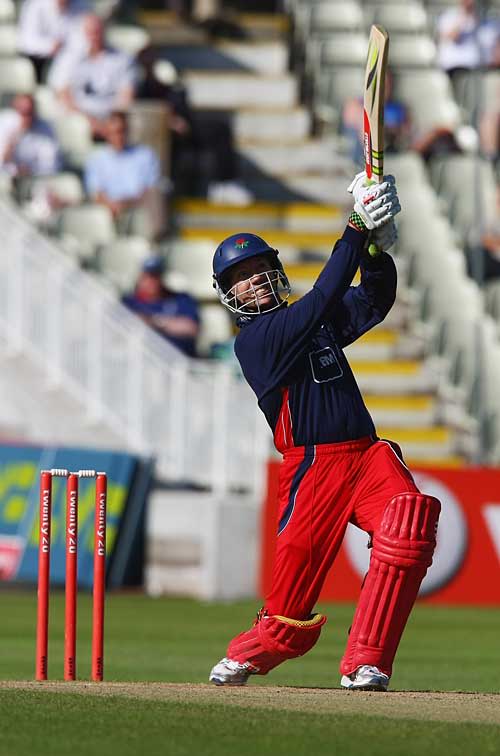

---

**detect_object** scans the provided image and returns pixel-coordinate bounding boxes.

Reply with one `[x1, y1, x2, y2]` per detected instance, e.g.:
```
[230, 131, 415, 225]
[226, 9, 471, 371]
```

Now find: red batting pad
[228, 612, 326, 675]
[340, 493, 440, 677]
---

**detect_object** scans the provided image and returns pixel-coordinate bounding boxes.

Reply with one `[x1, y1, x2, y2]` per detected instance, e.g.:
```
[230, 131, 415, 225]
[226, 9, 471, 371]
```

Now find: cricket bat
[363, 24, 389, 183]
[363, 25, 389, 253]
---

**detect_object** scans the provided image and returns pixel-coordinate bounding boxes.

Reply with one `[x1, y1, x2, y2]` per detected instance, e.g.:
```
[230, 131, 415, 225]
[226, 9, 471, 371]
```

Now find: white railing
[0, 199, 269, 493]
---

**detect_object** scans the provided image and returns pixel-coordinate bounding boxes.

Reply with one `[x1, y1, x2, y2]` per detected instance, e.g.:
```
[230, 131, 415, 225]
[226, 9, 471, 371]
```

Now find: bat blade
[363, 24, 389, 185]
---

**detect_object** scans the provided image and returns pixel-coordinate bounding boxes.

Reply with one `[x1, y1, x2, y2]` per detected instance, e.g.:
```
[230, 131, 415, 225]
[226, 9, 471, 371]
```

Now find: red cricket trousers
[266, 436, 419, 619]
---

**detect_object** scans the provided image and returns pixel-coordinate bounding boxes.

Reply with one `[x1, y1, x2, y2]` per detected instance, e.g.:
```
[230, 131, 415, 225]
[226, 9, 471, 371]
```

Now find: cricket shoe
[340, 665, 390, 691]
[209, 657, 256, 686]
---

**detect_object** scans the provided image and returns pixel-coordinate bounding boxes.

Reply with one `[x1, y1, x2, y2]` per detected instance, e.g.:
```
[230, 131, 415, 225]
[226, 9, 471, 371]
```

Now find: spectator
[49, 14, 137, 138]
[84, 110, 166, 239]
[122, 255, 200, 356]
[341, 69, 411, 166]
[17, 0, 88, 83]
[436, 0, 483, 79]
[0, 94, 62, 177]
[136, 47, 253, 204]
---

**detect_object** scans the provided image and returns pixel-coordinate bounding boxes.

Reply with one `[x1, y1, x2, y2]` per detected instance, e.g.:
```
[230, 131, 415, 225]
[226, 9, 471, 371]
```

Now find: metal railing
[0, 200, 269, 493]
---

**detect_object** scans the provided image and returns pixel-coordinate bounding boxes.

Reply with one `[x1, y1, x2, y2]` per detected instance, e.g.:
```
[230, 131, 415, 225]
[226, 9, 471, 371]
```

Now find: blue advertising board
[0, 444, 149, 589]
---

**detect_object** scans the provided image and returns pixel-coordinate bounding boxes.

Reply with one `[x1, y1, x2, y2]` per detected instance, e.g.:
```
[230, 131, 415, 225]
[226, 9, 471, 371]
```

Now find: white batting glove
[347, 171, 401, 230]
[369, 218, 398, 253]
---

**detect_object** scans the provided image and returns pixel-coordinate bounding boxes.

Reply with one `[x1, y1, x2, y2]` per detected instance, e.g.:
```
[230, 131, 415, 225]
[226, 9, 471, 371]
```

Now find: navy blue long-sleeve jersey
[234, 226, 397, 452]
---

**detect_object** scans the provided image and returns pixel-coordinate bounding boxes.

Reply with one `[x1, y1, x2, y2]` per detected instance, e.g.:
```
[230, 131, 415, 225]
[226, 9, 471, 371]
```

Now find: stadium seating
[57, 204, 116, 264]
[0, 56, 35, 97]
[0, 0, 498, 472]
[99, 236, 151, 292]
[0, 23, 17, 56]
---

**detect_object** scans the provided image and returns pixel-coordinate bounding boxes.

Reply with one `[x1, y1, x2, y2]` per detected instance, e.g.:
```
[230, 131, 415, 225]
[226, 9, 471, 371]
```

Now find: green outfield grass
[1, 591, 500, 755]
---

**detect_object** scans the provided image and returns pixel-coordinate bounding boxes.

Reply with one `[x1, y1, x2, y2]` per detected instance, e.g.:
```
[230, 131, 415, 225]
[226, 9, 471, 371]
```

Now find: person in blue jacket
[209, 172, 441, 691]
[122, 255, 199, 356]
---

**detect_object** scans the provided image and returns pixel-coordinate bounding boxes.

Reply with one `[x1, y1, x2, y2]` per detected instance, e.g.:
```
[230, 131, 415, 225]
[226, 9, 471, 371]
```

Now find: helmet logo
[235, 237, 249, 249]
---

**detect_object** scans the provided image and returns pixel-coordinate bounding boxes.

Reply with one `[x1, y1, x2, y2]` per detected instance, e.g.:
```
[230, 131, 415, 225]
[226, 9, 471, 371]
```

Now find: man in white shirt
[49, 14, 137, 138]
[0, 94, 62, 176]
[17, 0, 88, 82]
[437, 0, 483, 75]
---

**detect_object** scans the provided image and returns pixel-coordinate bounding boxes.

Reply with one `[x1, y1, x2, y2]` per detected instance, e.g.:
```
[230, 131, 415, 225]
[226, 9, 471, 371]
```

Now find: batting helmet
[212, 233, 291, 316]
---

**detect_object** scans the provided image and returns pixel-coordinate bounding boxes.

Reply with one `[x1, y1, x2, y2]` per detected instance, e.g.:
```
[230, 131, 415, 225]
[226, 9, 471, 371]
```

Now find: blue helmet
[212, 232, 291, 315]
[212, 233, 278, 283]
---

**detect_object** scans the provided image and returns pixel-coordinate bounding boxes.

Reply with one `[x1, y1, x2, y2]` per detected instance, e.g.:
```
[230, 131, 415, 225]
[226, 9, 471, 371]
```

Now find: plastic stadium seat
[452, 70, 500, 125]
[58, 204, 116, 263]
[311, 1, 363, 32]
[368, 2, 429, 33]
[393, 68, 454, 110]
[164, 239, 217, 300]
[314, 66, 365, 119]
[197, 303, 233, 358]
[429, 155, 497, 240]
[0, 0, 15, 22]
[0, 57, 35, 95]
[296, 0, 364, 40]
[28, 173, 84, 205]
[392, 69, 460, 133]
[388, 35, 437, 67]
[34, 85, 60, 121]
[52, 112, 93, 169]
[0, 25, 18, 57]
[106, 25, 151, 57]
[307, 33, 369, 77]
[99, 236, 151, 292]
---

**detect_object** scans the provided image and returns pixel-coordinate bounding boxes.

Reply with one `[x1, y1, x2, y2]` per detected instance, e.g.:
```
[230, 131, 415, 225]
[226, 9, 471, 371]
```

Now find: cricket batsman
[209, 171, 441, 691]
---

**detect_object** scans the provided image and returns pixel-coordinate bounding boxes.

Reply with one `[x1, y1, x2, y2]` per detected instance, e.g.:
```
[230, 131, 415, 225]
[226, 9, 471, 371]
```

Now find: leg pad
[341, 492, 440, 677]
[228, 612, 326, 675]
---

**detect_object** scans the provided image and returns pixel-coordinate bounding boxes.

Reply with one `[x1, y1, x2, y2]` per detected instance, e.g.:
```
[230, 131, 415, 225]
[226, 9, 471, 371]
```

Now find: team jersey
[234, 226, 397, 451]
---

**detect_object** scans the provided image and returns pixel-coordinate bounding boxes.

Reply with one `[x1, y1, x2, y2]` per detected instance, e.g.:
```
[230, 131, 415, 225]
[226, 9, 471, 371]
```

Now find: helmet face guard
[212, 233, 291, 316]
[215, 266, 291, 315]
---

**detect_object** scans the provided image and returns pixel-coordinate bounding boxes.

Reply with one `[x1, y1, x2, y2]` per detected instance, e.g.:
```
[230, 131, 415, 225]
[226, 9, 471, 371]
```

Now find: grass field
[1, 591, 500, 755]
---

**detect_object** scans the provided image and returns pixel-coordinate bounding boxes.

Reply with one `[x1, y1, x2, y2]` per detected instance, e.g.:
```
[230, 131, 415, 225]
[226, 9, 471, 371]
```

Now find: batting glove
[369, 218, 398, 253]
[347, 171, 401, 230]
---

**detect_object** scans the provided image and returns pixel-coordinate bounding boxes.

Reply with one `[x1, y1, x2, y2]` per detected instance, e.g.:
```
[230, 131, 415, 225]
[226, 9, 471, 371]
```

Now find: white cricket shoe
[209, 657, 256, 686]
[340, 665, 390, 691]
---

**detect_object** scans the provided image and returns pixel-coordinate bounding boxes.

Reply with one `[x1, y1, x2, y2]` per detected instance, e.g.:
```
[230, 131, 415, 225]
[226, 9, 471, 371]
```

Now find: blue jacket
[234, 227, 397, 451]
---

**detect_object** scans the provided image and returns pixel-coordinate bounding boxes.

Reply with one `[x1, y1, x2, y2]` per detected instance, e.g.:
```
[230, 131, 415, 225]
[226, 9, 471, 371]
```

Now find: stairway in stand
[144, 9, 467, 467]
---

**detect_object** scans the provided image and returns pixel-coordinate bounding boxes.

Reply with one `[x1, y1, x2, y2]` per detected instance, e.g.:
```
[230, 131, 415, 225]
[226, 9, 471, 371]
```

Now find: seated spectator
[48, 14, 137, 138]
[17, 0, 88, 83]
[122, 255, 200, 356]
[136, 47, 253, 205]
[341, 68, 411, 165]
[0, 94, 62, 177]
[84, 110, 166, 239]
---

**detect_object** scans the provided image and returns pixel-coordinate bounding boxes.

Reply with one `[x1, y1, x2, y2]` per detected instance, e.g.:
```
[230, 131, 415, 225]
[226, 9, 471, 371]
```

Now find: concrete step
[161, 41, 289, 75]
[174, 199, 344, 233]
[183, 71, 298, 109]
[240, 139, 340, 177]
[352, 359, 439, 394]
[138, 11, 290, 43]
[407, 455, 465, 468]
[234, 107, 311, 144]
[181, 225, 339, 256]
[378, 426, 456, 460]
[245, 171, 354, 204]
[364, 394, 439, 428]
